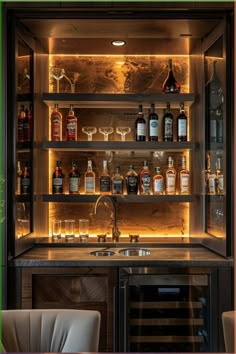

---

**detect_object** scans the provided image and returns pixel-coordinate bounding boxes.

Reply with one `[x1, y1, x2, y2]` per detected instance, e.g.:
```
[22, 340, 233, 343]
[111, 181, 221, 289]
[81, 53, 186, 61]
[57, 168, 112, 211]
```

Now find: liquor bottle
[148, 103, 158, 141]
[135, 104, 146, 141]
[163, 102, 174, 142]
[178, 156, 190, 194]
[177, 102, 187, 142]
[209, 108, 217, 143]
[215, 157, 224, 194]
[52, 160, 64, 194]
[111, 166, 124, 195]
[17, 105, 25, 142]
[23, 104, 32, 142]
[162, 59, 181, 94]
[21, 161, 30, 194]
[216, 104, 223, 143]
[126, 165, 139, 195]
[84, 160, 95, 194]
[206, 60, 224, 110]
[99, 160, 111, 194]
[139, 160, 151, 195]
[165, 156, 176, 195]
[16, 160, 22, 195]
[204, 152, 211, 194]
[51, 103, 62, 141]
[66, 104, 77, 141]
[208, 155, 216, 195]
[153, 167, 164, 195]
[69, 160, 80, 194]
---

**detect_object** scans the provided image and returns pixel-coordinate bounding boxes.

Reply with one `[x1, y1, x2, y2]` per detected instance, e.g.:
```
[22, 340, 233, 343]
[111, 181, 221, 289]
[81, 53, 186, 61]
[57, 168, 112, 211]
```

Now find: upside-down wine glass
[99, 127, 114, 141]
[82, 126, 97, 141]
[50, 67, 65, 93]
[116, 126, 131, 141]
[64, 71, 80, 93]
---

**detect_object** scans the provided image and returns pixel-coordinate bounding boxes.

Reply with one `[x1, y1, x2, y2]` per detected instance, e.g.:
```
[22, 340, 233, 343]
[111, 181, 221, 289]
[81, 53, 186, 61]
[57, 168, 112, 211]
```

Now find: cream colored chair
[1, 309, 101, 352]
[222, 311, 235, 353]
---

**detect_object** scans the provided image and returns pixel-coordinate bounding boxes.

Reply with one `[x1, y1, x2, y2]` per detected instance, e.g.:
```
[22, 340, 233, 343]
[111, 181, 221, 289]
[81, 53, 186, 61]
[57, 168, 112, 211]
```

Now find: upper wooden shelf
[42, 93, 195, 109]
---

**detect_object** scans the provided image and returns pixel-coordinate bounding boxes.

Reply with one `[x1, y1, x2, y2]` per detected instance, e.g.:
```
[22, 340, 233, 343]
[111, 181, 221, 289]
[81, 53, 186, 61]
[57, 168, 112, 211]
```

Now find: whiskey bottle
[21, 161, 30, 194]
[52, 160, 64, 194]
[178, 156, 190, 194]
[208, 156, 216, 195]
[16, 160, 22, 195]
[135, 104, 146, 141]
[205, 153, 211, 194]
[139, 160, 151, 195]
[126, 165, 139, 195]
[165, 156, 176, 195]
[99, 160, 111, 194]
[153, 167, 164, 195]
[148, 103, 158, 141]
[215, 157, 223, 194]
[51, 103, 62, 141]
[66, 104, 77, 141]
[111, 166, 124, 195]
[84, 160, 95, 194]
[162, 59, 181, 94]
[69, 160, 80, 194]
[177, 102, 187, 142]
[163, 102, 173, 142]
[23, 105, 32, 142]
[17, 105, 25, 142]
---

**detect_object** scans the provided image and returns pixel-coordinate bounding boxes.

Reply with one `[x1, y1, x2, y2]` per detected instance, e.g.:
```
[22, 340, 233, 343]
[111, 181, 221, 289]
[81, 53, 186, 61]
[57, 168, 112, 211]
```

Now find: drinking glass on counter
[52, 219, 62, 240]
[99, 127, 113, 141]
[65, 219, 75, 240]
[82, 126, 97, 141]
[79, 219, 89, 242]
[116, 126, 131, 141]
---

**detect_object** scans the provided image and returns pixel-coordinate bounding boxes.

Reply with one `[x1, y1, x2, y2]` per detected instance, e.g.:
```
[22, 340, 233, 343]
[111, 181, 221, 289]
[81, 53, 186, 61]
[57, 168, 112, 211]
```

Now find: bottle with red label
[51, 103, 62, 141]
[66, 104, 77, 141]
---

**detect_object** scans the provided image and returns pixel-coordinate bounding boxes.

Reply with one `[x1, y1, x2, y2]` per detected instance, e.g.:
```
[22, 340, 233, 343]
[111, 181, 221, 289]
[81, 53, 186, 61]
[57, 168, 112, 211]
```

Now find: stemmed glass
[64, 71, 80, 93]
[116, 127, 131, 141]
[99, 127, 114, 141]
[50, 67, 65, 93]
[82, 126, 97, 141]
[18, 67, 30, 92]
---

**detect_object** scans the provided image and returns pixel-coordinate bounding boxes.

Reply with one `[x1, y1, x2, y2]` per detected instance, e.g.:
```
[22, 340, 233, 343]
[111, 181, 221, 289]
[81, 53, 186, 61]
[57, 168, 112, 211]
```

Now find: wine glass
[99, 127, 114, 141]
[64, 71, 80, 93]
[50, 67, 65, 93]
[116, 126, 131, 141]
[82, 126, 97, 141]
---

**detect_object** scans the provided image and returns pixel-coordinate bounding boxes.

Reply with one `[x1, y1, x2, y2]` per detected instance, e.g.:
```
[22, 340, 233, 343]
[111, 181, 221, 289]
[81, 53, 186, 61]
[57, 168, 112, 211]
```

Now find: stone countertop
[10, 245, 233, 268]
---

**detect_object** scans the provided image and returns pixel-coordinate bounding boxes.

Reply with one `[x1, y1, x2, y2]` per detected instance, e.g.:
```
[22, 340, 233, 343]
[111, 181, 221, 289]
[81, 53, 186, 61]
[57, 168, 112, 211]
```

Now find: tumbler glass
[79, 219, 89, 242]
[52, 219, 62, 239]
[65, 219, 75, 240]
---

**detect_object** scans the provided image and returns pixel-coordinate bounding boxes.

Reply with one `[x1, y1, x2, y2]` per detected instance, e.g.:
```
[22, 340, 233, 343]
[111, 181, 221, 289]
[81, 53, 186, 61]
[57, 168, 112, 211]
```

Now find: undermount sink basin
[119, 248, 151, 256]
[90, 250, 115, 257]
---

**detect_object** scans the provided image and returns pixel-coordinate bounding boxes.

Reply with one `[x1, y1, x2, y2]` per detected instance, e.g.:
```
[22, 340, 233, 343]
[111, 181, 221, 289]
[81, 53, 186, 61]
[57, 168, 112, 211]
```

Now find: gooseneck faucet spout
[94, 194, 121, 242]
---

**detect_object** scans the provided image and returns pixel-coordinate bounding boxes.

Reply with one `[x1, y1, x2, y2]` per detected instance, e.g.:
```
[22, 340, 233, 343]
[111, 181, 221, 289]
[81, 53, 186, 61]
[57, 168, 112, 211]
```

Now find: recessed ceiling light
[111, 40, 126, 47]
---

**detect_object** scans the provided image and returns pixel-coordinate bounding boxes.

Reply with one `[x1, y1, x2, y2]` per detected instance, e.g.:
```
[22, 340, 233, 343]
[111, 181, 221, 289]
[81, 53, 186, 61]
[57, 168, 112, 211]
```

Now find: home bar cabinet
[2, 1, 234, 352]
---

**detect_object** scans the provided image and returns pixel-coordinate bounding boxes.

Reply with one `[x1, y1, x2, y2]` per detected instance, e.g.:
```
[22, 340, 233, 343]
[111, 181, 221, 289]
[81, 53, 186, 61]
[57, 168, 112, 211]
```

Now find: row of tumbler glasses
[82, 126, 131, 141]
[52, 219, 89, 241]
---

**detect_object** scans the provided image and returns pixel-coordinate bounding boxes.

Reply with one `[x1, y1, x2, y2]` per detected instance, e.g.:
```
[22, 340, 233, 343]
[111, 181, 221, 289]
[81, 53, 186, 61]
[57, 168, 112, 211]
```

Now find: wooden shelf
[42, 92, 195, 109]
[41, 141, 196, 151]
[42, 194, 195, 203]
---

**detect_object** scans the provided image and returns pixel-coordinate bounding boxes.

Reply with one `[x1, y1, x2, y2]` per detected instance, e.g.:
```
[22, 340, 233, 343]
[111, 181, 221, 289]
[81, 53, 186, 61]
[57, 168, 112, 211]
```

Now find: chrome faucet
[94, 195, 121, 242]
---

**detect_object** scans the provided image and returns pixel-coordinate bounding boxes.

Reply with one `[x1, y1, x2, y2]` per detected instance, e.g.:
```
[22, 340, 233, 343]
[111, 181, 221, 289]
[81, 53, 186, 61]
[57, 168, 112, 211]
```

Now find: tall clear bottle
[135, 104, 146, 141]
[66, 104, 77, 141]
[126, 165, 139, 195]
[178, 156, 190, 194]
[153, 167, 164, 195]
[69, 160, 80, 194]
[165, 156, 176, 195]
[163, 102, 174, 142]
[16, 160, 22, 195]
[148, 103, 158, 141]
[84, 160, 95, 194]
[51, 103, 62, 141]
[99, 160, 111, 194]
[177, 102, 187, 142]
[52, 160, 64, 194]
[111, 167, 124, 195]
[162, 59, 181, 94]
[139, 160, 151, 195]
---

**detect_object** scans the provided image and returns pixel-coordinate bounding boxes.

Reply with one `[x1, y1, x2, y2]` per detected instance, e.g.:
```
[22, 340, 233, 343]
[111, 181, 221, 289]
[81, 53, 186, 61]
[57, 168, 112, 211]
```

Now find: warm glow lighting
[111, 40, 126, 47]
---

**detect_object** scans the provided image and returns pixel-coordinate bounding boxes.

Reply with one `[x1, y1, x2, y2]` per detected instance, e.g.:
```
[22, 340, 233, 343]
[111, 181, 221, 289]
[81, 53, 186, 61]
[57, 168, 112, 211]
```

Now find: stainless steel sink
[119, 248, 151, 256]
[90, 250, 115, 257]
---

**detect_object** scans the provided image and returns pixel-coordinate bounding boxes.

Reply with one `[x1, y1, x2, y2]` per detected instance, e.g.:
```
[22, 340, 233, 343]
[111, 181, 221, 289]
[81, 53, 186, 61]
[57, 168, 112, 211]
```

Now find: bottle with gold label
[165, 156, 176, 195]
[153, 167, 164, 195]
[179, 156, 190, 194]
[84, 160, 95, 194]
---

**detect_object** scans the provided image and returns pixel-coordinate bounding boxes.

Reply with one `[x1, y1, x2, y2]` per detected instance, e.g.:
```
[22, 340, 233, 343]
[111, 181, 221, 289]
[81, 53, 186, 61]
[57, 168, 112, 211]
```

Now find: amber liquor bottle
[139, 160, 151, 195]
[52, 160, 64, 194]
[51, 104, 62, 141]
[21, 161, 31, 194]
[153, 167, 164, 195]
[135, 104, 146, 141]
[84, 160, 95, 194]
[162, 59, 181, 94]
[111, 167, 124, 195]
[126, 165, 139, 195]
[165, 156, 176, 195]
[215, 157, 224, 194]
[148, 103, 158, 141]
[69, 160, 80, 194]
[66, 104, 77, 141]
[178, 156, 190, 194]
[16, 160, 22, 195]
[100, 160, 111, 194]
[177, 102, 187, 142]
[163, 102, 173, 142]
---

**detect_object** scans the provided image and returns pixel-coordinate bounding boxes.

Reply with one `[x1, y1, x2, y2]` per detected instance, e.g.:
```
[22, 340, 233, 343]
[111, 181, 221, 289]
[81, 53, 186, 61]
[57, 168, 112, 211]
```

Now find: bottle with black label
[69, 160, 80, 194]
[111, 166, 124, 195]
[163, 102, 173, 142]
[177, 102, 187, 142]
[99, 160, 111, 194]
[135, 104, 146, 141]
[126, 165, 139, 195]
[148, 103, 158, 141]
[52, 160, 64, 194]
[21, 161, 30, 194]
